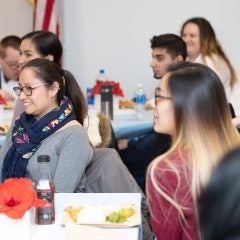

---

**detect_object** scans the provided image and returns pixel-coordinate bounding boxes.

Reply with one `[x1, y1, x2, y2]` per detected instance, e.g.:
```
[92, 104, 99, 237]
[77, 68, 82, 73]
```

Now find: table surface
[0, 193, 141, 240]
[21, 193, 141, 240]
[112, 109, 153, 139]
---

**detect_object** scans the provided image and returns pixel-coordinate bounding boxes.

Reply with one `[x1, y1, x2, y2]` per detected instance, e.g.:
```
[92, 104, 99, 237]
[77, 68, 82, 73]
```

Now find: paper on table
[64, 224, 139, 240]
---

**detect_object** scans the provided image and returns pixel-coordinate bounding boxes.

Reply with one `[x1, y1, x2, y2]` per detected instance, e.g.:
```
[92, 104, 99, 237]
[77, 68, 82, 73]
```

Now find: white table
[4, 193, 141, 240]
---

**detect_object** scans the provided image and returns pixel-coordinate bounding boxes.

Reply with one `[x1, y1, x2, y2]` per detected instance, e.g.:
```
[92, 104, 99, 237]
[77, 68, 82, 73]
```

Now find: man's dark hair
[150, 34, 187, 60]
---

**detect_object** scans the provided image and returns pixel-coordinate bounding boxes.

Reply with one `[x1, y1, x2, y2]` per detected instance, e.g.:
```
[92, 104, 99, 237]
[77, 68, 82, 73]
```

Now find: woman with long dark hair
[146, 62, 240, 239]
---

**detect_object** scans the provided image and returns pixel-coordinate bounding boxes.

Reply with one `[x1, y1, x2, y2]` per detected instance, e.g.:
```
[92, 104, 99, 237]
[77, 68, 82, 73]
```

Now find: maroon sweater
[147, 151, 198, 240]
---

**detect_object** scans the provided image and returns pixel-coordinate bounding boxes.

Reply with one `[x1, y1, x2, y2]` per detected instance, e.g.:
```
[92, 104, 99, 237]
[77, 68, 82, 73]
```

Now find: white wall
[0, 0, 33, 38]
[0, 0, 239, 112]
[62, 0, 240, 113]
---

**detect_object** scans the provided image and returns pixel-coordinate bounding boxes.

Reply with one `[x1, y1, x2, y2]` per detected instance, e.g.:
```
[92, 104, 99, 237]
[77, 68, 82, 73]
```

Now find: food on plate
[119, 99, 135, 109]
[65, 206, 83, 222]
[106, 211, 126, 223]
[0, 124, 10, 135]
[62, 204, 138, 226]
[4, 101, 15, 109]
[77, 205, 105, 224]
[106, 207, 135, 223]
[119, 207, 135, 218]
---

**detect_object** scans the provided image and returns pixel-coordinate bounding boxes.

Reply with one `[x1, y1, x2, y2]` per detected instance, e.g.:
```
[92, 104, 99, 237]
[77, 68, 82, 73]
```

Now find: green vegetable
[106, 208, 134, 223]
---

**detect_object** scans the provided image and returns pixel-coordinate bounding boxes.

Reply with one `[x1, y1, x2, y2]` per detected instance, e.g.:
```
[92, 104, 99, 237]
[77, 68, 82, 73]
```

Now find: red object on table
[0, 95, 7, 105]
[92, 80, 124, 97]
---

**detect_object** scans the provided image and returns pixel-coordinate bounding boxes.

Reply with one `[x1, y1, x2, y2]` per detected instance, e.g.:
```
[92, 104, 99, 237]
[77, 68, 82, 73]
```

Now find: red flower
[0, 95, 7, 105]
[0, 178, 47, 219]
[92, 80, 124, 97]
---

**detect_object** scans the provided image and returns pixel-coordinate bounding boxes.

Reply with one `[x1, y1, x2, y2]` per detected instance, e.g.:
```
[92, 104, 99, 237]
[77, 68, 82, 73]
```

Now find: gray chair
[85, 148, 154, 240]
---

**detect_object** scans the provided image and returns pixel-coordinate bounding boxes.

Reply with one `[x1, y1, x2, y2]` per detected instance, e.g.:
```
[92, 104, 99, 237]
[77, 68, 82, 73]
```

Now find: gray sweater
[0, 125, 93, 192]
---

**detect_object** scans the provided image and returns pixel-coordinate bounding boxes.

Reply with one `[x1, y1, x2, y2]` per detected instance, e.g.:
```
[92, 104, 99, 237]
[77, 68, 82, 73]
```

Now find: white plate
[61, 204, 141, 228]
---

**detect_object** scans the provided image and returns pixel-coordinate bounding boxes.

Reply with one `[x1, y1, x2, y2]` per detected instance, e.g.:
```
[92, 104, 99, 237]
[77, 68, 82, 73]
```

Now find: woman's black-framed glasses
[13, 83, 48, 96]
[155, 87, 172, 105]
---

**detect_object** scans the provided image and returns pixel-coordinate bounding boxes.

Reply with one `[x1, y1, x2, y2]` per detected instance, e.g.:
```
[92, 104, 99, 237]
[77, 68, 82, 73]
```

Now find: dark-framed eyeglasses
[155, 87, 172, 105]
[13, 83, 48, 96]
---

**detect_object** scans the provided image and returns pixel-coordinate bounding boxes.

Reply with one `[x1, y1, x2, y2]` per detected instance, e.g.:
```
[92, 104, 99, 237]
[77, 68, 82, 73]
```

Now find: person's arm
[52, 127, 93, 193]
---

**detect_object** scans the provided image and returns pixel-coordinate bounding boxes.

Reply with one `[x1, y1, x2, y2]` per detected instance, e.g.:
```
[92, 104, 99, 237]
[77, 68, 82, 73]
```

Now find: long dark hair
[21, 31, 62, 65]
[22, 58, 87, 125]
[147, 62, 240, 228]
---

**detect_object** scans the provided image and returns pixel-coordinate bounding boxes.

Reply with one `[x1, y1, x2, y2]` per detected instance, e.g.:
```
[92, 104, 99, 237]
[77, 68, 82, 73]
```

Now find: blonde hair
[181, 17, 238, 88]
[147, 62, 240, 228]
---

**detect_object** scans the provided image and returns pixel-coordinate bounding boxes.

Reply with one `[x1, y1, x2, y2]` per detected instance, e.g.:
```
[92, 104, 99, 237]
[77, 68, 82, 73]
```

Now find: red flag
[33, 0, 59, 36]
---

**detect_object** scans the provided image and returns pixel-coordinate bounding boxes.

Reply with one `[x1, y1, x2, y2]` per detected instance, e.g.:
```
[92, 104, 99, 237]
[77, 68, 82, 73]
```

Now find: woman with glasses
[12, 31, 63, 120]
[146, 62, 240, 240]
[0, 58, 93, 193]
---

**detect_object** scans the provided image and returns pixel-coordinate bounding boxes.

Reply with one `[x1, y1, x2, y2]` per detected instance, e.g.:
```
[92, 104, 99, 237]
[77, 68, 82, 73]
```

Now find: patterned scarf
[2, 98, 76, 181]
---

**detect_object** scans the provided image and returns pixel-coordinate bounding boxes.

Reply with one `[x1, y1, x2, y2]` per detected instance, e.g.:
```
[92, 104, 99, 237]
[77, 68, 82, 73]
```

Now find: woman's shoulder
[157, 150, 188, 167]
[151, 150, 192, 199]
[153, 150, 190, 182]
[55, 120, 87, 137]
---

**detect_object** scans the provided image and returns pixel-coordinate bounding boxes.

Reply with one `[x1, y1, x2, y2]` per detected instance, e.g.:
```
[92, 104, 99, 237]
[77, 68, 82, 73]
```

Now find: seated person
[198, 147, 240, 240]
[0, 36, 20, 101]
[12, 30, 117, 150]
[146, 62, 240, 240]
[0, 59, 93, 193]
[118, 34, 187, 191]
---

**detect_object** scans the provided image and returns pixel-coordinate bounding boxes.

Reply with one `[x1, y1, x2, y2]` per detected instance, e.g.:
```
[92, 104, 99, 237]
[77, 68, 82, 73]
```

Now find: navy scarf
[2, 98, 76, 181]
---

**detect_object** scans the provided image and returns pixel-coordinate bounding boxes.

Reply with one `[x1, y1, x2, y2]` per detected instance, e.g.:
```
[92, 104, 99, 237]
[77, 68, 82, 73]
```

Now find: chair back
[85, 148, 153, 240]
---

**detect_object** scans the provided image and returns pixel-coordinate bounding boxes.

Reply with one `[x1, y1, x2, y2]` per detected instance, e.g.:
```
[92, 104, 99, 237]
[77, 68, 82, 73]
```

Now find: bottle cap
[99, 69, 105, 74]
[37, 155, 50, 162]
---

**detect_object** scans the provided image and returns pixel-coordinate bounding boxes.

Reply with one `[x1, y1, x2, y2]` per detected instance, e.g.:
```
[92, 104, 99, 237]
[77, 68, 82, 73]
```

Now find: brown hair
[181, 17, 237, 88]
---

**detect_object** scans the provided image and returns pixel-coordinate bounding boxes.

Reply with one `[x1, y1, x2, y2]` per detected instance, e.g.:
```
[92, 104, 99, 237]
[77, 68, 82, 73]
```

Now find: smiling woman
[180, 17, 238, 100]
[17, 67, 59, 119]
[12, 30, 63, 121]
[146, 62, 240, 240]
[0, 58, 93, 193]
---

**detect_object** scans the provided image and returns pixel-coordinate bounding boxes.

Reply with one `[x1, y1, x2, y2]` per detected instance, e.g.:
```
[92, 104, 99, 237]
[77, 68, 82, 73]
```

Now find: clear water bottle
[134, 83, 146, 120]
[97, 69, 108, 81]
[35, 155, 55, 225]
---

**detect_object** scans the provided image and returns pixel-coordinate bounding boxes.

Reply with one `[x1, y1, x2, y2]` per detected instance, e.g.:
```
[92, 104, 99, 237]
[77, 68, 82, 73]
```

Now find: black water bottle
[35, 155, 55, 225]
[100, 84, 113, 120]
